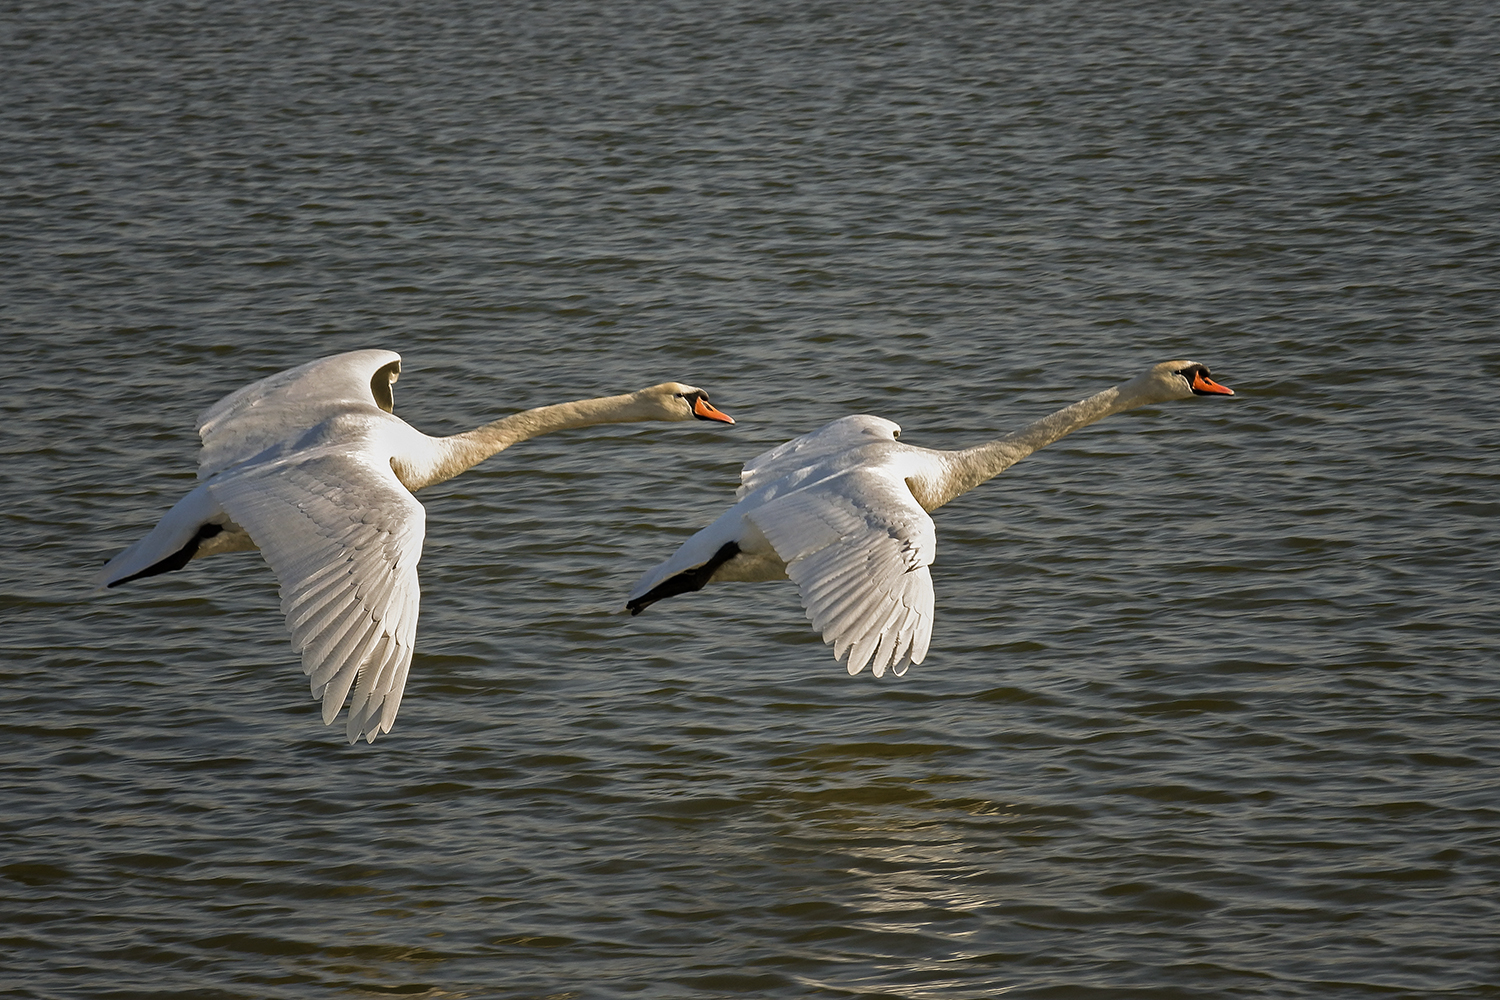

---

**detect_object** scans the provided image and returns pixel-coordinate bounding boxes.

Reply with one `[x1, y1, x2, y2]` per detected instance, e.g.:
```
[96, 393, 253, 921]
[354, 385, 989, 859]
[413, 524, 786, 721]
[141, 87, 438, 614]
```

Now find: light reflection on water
[5, 0, 1500, 996]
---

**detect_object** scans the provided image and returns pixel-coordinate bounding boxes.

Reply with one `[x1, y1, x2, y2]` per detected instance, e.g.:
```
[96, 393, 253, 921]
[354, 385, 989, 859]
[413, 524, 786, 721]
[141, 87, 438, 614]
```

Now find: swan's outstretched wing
[737, 415, 903, 498]
[197, 349, 402, 479]
[746, 467, 935, 678]
[209, 446, 424, 743]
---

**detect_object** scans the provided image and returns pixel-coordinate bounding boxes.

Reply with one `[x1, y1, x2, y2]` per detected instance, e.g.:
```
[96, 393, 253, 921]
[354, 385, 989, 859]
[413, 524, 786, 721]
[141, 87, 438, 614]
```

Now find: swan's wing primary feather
[196, 349, 402, 479]
[745, 467, 935, 678]
[208, 446, 424, 743]
[737, 415, 902, 498]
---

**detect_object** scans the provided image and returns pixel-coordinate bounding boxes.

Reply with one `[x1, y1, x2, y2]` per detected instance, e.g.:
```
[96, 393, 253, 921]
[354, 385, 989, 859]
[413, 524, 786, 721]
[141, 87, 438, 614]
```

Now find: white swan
[626, 360, 1232, 677]
[97, 349, 735, 743]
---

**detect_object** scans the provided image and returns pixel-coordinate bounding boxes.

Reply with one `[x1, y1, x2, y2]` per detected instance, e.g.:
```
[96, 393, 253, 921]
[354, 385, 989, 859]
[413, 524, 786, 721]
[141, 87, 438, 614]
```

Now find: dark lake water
[4, 1, 1498, 997]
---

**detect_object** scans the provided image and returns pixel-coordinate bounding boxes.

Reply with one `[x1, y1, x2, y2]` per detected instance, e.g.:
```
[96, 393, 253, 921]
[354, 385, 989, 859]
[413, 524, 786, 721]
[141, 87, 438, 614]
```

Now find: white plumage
[627, 360, 1233, 677]
[98, 350, 734, 743]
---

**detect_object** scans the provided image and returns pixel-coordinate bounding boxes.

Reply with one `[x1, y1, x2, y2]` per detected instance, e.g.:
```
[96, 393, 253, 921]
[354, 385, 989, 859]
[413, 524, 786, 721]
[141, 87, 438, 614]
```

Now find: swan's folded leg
[96, 482, 229, 589]
[626, 541, 742, 615]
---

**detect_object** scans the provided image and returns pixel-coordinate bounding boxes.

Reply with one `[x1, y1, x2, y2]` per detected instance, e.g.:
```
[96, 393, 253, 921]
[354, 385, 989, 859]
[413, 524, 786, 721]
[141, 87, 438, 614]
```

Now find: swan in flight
[97, 349, 735, 743]
[626, 360, 1232, 677]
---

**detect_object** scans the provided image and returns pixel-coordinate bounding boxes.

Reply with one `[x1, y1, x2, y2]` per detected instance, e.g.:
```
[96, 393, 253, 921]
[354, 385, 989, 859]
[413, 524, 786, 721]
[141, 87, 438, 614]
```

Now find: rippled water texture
[4, 1, 1499, 997]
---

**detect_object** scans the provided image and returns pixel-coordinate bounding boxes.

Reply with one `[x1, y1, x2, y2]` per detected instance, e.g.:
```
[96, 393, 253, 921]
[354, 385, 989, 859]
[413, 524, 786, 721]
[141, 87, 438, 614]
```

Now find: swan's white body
[626, 360, 1232, 677]
[98, 349, 734, 743]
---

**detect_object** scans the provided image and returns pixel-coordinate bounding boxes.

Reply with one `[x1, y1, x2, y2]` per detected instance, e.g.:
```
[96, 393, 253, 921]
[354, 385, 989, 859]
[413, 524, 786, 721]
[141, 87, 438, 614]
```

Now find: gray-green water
[4, 1, 1498, 997]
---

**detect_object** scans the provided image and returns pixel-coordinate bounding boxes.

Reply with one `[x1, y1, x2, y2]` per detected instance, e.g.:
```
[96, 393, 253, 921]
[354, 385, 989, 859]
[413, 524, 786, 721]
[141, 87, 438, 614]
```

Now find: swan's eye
[893, 429, 900, 438]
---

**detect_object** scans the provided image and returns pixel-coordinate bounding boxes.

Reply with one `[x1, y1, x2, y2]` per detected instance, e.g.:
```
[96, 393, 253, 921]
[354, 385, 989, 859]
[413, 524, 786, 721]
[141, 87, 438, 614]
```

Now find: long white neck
[400, 391, 657, 491]
[914, 378, 1155, 511]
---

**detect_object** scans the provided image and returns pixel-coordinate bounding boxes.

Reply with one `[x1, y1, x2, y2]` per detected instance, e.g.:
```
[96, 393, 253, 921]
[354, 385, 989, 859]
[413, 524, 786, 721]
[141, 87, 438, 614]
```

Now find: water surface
[4, 1, 1498, 997]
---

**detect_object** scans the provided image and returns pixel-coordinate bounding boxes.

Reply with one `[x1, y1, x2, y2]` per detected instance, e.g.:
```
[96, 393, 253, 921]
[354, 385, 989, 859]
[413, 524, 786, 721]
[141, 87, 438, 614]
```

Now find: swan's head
[633, 383, 736, 424]
[1133, 360, 1234, 402]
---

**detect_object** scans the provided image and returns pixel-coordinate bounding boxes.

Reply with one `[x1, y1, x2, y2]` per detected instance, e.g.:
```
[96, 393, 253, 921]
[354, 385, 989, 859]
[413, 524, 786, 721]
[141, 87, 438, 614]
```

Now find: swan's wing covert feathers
[197, 349, 402, 479]
[209, 447, 424, 743]
[737, 415, 902, 498]
[745, 467, 934, 678]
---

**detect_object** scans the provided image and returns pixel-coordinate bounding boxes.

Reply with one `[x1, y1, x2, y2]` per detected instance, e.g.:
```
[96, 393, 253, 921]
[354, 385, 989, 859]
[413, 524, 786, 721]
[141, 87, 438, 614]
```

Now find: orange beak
[693, 397, 735, 423]
[1192, 371, 1234, 395]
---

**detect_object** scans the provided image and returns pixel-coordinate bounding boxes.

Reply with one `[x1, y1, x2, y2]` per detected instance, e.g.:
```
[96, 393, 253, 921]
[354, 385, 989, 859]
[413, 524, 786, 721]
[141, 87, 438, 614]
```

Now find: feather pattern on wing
[208, 446, 424, 743]
[745, 467, 935, 678]
[736, 415, 903, 499]
[196, 349, 401, 479]
[103, 349, 738, 741]
[627, 361, 1232, 678]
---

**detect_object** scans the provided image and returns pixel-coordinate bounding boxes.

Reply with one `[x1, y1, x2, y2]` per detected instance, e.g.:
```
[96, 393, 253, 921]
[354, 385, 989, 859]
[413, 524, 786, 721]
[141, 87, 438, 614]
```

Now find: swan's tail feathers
[94, 483, 227, 589]
[625, 541, 740, 615]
